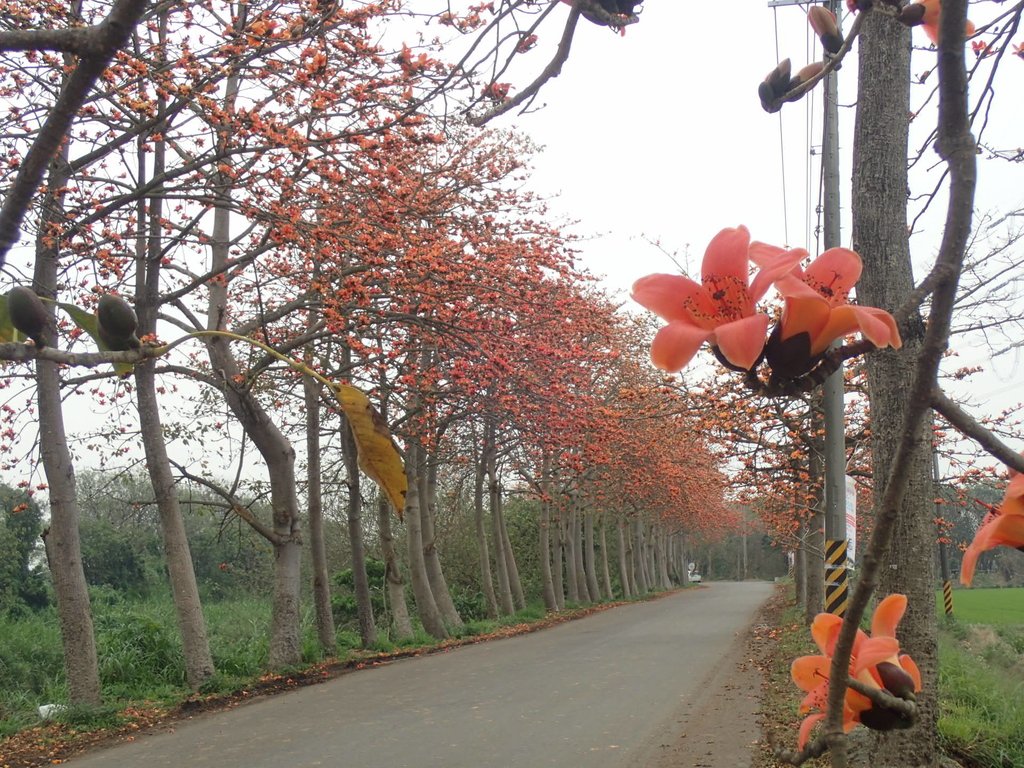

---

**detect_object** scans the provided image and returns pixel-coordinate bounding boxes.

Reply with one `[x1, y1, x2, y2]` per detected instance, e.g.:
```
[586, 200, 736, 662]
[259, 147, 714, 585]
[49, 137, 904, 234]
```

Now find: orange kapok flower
[754, 247, 901, 378]
[791, 594, 922, 749]
[961, 458, 1024, 586]
[632, 226, 802, 372]
[910, 0, 976, 45]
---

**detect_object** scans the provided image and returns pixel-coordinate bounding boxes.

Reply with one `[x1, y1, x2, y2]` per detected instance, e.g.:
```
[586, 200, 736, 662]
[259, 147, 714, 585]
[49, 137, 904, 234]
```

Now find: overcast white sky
[483, 0, 1024, 419]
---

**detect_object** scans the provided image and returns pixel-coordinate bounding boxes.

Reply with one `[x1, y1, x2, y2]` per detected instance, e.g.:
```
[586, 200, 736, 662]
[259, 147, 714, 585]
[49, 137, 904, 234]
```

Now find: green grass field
[937, 586, 1024, 625]
[935, 586, 1024, 767]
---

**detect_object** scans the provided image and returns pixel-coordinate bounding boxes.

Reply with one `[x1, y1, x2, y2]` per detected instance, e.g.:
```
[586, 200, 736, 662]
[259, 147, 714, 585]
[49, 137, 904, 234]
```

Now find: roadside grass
[937, 587, 1024, 768]
[755, 585, 1024, 768]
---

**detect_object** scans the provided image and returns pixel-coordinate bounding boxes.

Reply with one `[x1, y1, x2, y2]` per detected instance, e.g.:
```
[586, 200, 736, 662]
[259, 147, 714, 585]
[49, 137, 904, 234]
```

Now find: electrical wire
[773, 6, 790, 246]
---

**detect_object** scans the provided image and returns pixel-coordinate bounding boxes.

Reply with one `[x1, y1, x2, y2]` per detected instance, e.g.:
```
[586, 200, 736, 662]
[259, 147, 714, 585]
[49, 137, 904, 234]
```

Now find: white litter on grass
[38, 703, 68, 720]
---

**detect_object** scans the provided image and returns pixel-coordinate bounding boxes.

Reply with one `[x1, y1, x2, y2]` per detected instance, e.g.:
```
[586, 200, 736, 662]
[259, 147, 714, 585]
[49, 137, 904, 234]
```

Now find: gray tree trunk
[420, 455, 462, 629]
[599, 517, 614, 599]
[377, 496, 413, 640]
[572, 506, 590, 602]
[563, 511, 579, 602]
[633, 521, 649, 594]
[340, 414, 377, 647]
[538, 455, 558, 611]
[583, 510, 602, 601]
[498, 491, 526, 611]
[205, 38, 302, 668]
[403, 443, 447, 639]
[132, 96, 215, 689]
[552, 509, 565, 609]
[617, 520, 632, 598]
[207, 226, 303, 669]
[657, 530, 672, 590]
[33, 156, 101, 707]
[136, 365, 215, 686]
[852, 12, 939, 764]
[304, 366, 336, 655]
[794, 522, 807, 612]
[489, 465, 514, 615]
[474, 452, 499, 618]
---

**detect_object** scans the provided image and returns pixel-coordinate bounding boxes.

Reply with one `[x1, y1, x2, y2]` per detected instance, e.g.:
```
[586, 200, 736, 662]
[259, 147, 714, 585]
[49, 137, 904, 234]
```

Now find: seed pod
[765, 58, 792, 98]
[96, 294, 141, 351]
[898, 3, 927, 27]
[859, 704, 916, 732]
[808, 6, 844, 55]
[876, 661, 917, 701]
[7, 286, 51, 348]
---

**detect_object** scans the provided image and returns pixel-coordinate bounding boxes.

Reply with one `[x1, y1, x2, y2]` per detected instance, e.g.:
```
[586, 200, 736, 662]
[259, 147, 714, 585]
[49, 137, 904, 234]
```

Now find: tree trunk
[474, 451, 499, 618]
[617, 519, 632, 598]
[304, 366, 336, 654]
[599, 516, 614, 599]
[377, 496, 413, 640]
[489, 467, 514, 615]
[657, 529, 672, 590]
[207, 254, 302, 670]
[794, 523, 807, 612]
[205, 44, 302, 667]
[420, 454, 463, 629]
[132, 92, 214, 689]
[552, 507, 565, 610]
[538, 455, 557, 611]
[563, 511, 579, 602]
[404, 443, 447, 639]
[340, 414, 377, 647]
[498, 491, 526, 611]
[633, 520, 649, 594]
[136, 364, 216, 685]
[572, 506, 590, 602]
[34, 160, 101, 707]
[583, 510, 602, 601]
[853, 12, 939, 764]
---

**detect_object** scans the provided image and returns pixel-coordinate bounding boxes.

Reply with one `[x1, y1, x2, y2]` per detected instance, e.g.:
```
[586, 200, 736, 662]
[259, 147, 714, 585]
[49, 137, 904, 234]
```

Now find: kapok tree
[632, 2, 1024, 764]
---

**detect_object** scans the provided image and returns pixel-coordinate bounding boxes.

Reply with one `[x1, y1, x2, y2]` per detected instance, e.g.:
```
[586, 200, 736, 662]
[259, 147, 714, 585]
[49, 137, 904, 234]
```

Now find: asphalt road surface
[66, 581, 773, 768]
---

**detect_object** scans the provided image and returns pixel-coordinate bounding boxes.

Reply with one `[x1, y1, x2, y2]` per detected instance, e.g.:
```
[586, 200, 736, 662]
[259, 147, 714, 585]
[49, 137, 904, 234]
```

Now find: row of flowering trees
[0, 0, 735, 718]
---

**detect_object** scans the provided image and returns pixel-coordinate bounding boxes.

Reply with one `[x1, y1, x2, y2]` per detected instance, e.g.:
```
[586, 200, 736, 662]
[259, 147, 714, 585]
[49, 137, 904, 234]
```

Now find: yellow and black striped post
[824, 539, 849, 617]
[942, 579, 954, 617]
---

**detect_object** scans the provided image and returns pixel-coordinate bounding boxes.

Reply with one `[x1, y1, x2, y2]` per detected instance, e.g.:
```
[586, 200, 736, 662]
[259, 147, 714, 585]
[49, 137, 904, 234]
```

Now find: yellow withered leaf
[333, 384, 407, 518]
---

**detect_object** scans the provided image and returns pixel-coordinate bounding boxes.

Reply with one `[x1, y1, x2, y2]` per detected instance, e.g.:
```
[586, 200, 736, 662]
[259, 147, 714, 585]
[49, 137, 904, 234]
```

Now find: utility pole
[934, 449, 954, 617]
[768, 0, 849, 616]
[820, 0, 849, 619]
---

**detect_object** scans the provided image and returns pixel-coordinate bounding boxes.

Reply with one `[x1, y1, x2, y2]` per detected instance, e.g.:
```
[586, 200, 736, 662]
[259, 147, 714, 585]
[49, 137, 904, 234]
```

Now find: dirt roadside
[633, 583, 789, 768]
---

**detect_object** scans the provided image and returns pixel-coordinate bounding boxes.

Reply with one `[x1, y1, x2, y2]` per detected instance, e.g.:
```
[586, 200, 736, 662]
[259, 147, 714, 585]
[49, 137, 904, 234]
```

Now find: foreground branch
[0, 0, 151, 268]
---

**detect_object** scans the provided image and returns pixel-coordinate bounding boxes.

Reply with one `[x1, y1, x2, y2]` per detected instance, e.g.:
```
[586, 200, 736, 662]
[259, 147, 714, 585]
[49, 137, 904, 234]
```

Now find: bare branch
[467, 8, 582, 127]
[0, 0, 151, 268]
[170, 460, 282, 544]
[0, 341, 161, 367]
[932, 389, 1024, 472]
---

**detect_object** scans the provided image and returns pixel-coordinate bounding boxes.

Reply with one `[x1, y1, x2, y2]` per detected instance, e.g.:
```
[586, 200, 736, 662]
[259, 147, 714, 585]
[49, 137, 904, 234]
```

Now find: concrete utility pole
[819, 0, 849, 619]
[768, 0, 849, 616]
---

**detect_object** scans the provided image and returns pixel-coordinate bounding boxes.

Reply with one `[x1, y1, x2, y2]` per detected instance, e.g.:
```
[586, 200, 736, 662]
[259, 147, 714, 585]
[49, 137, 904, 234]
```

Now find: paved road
[66, 581, 773, 768]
